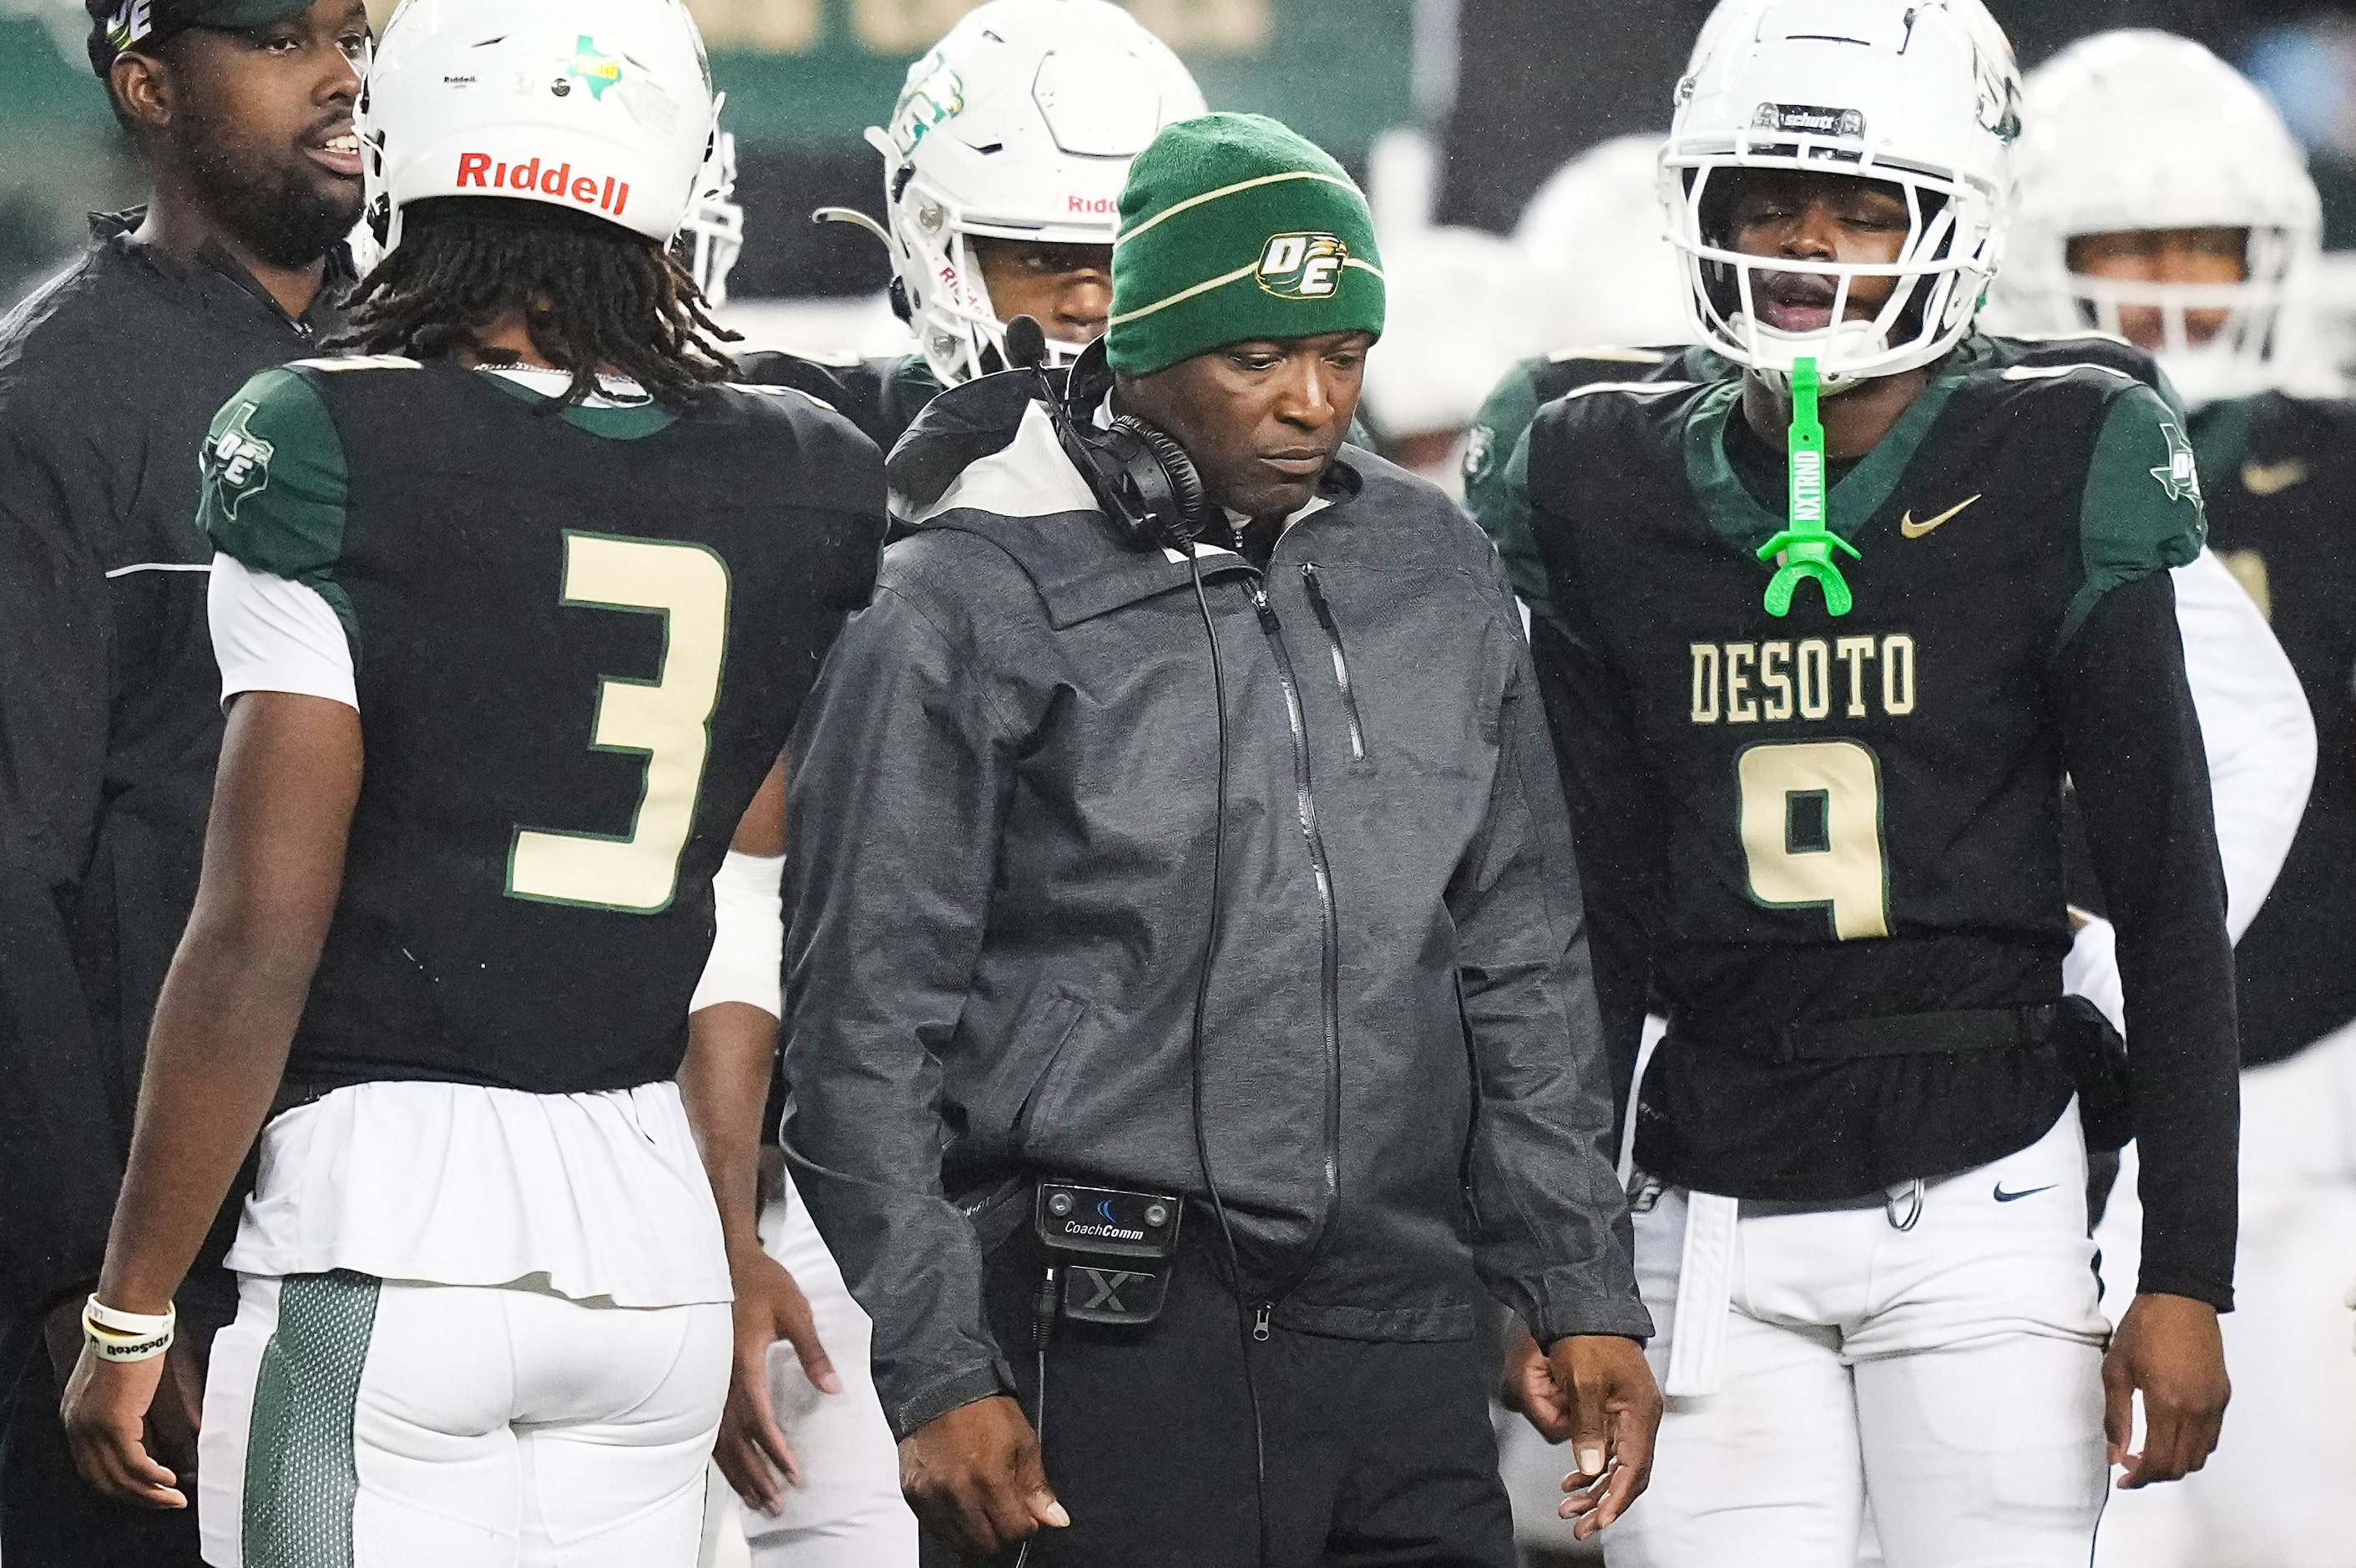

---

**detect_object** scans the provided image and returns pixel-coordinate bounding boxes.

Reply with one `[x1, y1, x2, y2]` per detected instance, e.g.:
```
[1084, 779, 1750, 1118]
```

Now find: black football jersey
[2194, 391, 2356, 1067]
[200, 360, 884, 1095]
[1498, 336, 2208, 1198]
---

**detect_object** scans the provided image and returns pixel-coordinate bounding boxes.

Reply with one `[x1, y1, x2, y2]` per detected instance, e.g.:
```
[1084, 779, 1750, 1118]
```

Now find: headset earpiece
[1002, 316, 1213, 557]
[1084, 417, 1210, 554]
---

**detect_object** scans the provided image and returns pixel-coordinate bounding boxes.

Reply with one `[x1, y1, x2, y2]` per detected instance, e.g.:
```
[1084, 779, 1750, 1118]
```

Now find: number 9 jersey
[1490, 336, 2217, 1205]
[198, 357, 885, 1099]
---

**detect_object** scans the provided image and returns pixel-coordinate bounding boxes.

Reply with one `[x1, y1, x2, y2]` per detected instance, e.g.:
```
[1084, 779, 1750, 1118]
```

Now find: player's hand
[2104, 1292, 2229, 1489]
[1545, 1334, 1661, 1540]
[898, 1394, 1067, 1555]
[60, 1339, 201, 1510]
[715, 1247, 840, 1514]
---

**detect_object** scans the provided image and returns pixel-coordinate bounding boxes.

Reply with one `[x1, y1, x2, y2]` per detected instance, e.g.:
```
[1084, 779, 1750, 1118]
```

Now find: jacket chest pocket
[1292, 563, 1503, 781]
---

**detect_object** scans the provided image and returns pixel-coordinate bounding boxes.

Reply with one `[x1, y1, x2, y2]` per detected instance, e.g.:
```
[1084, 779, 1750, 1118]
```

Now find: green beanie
[1105, 113, 1386, 379]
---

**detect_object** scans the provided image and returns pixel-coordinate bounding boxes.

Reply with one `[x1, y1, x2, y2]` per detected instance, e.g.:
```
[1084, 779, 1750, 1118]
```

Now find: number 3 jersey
[1493, 338, 2237, 1293]
[200, 359, 885, 1100]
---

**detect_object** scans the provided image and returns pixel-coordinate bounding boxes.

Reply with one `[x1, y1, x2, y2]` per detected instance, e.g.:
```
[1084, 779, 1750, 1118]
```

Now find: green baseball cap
[88, 0, 326, 77]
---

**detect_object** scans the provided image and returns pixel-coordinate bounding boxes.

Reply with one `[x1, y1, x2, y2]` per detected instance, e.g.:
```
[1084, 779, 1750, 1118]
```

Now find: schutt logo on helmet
[1753, 103, 1868, 139]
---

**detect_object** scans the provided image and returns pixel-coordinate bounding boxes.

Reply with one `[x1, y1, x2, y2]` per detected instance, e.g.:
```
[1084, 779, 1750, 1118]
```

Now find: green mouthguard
[1757, 358, 1859, 617]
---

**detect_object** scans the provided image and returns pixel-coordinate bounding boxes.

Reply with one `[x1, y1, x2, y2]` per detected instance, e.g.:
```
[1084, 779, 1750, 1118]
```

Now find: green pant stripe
[242, 1271, 381, 1568]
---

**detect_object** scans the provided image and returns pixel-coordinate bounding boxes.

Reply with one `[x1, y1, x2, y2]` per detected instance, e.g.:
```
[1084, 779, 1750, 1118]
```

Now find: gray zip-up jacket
[783, 368, 1649, 1440]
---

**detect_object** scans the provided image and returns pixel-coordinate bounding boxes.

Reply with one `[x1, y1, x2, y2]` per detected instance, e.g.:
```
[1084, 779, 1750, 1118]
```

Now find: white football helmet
[680, 129, 746, 306]
[361, 0, 720, 257]
[1661, 0, 2021, 388]
[1993, 31, 2323, 409]
[866, 0, 1206, 386]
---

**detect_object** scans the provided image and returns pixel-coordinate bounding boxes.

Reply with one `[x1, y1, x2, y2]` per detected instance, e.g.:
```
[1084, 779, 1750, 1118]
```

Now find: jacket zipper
[1298, 563, 1368, 761]
[1248, 584, 1343, 1305]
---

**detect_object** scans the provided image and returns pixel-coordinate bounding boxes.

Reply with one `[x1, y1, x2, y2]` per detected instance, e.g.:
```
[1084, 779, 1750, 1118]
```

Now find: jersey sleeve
[200, 366, 359, 656]
[2060, 382, 2210, 650]
[1468, 410, 1565, 637]
[1464, 357, 1547, 524]
[208, 554, 358, 711]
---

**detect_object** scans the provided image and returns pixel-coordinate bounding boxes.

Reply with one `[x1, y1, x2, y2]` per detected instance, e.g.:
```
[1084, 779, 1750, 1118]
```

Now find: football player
[1991, 31, 2356, 1568]
[1467, 148, 2310, 974]
[53, 3, 883, 1565]
[1484, 3, 2241, 1563]
[726, 0, 1204, 453]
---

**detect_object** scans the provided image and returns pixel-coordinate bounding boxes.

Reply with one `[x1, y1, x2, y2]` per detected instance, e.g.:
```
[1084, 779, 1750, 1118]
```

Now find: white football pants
[740, 1176, 917, 1567]
[200, 1272, 729, 1568]
[2091, 1021, 2356, 1568]
[1606, 1105, 2111, 1568]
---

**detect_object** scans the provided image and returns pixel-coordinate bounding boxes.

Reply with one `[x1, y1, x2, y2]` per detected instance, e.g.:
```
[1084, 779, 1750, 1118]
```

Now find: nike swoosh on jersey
[2242, 459, 2309, 497]
[1900, 494, 1983, 539]
[1993, 1182, 2056, 1203]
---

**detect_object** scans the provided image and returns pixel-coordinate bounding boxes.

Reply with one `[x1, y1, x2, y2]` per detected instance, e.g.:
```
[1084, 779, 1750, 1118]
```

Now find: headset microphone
[1003, 315, 1213, 556]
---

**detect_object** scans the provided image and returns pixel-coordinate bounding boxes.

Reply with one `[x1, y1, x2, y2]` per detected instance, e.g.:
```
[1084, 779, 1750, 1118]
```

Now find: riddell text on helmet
[455, 154, 631, 218]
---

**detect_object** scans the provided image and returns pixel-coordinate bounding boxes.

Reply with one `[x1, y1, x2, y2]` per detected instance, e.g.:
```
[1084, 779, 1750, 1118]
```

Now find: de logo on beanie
[1106, 113, 1386, 379]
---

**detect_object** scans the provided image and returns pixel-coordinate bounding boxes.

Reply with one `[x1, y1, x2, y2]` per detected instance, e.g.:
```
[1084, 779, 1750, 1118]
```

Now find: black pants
[923, 1225, 1516, 1568]
[0, 1309, 205, 1568]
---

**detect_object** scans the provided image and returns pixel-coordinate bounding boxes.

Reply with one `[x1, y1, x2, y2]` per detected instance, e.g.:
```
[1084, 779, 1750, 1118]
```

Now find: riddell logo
[455, 153, 630, 218]
[1066, 194, 1116, 217]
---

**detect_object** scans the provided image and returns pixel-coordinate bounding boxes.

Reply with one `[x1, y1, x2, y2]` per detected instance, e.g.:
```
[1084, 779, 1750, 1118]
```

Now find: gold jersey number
[508, 534, 731, 914]
[1737, 740, 1892, 940]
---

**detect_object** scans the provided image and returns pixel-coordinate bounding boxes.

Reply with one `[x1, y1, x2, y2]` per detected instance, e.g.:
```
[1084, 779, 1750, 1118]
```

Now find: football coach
[782, 113, 1660, 1567]
[0, 3, 366, 1561]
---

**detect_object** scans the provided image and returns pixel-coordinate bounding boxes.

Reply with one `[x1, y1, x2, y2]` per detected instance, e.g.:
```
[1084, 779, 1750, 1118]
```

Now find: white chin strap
[1729, 315, 1894, 396]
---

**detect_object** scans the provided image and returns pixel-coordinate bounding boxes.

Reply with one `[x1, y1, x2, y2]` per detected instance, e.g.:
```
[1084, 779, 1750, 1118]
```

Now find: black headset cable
[1183, 550, 1271, 1567]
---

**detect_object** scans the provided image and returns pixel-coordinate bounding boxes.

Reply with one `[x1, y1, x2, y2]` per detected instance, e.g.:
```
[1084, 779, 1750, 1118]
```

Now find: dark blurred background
[9, 0, 2356, 307]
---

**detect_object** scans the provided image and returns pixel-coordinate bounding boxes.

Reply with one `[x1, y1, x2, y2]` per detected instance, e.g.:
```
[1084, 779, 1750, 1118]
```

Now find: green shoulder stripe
[200, 367, 360, 654]
[1464, 356, 1546, 532]
[2061, 381, 2209, 650]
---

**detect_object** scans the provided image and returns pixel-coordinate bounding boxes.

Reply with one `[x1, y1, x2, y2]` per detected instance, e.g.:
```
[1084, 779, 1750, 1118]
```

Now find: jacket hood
[884, 339, 1368, 627]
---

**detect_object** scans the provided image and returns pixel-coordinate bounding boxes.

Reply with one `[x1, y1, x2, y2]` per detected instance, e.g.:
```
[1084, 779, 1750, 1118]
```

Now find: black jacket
[0, 213, 349, 1318]
[782, 366, 1648, 1441]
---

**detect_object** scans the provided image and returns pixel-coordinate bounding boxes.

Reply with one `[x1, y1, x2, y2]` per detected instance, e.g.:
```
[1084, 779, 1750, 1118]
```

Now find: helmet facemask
[1669, 155, 1995, 393]
[2060, 226, 2304, 408]
[679, 127, 746, 308]
[873, 149, 1100, 386]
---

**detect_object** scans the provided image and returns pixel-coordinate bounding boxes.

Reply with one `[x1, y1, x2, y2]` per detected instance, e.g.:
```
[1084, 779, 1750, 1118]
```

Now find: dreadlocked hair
[332, 198, 741, 410]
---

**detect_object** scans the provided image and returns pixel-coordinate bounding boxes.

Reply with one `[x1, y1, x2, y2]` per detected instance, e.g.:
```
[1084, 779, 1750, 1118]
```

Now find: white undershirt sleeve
[2172, 549, 2314, 943]
[691, 851, 785, 1019]
[209, 553, 358, 712]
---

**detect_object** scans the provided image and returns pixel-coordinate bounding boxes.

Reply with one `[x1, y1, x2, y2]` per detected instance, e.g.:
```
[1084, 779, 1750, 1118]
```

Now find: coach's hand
[900, 1394, 1067, 1555]
[60, 1338, 203, 1510]
[1517, 1332, 1661, 1540]
[2105, 1292, 2229, 1489]
[717, 1247, 840, 1514]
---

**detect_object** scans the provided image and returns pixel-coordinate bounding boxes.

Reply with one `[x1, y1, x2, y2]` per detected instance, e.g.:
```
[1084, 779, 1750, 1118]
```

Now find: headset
[1004, 316, 1215, 556]
[1004, 316, 1273, 1567]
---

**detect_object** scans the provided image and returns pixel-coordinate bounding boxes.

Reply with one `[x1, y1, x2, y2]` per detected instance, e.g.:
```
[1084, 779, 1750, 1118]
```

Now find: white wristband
[83, 1296, 175, 1363]
[690, 850, 785, 1018]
